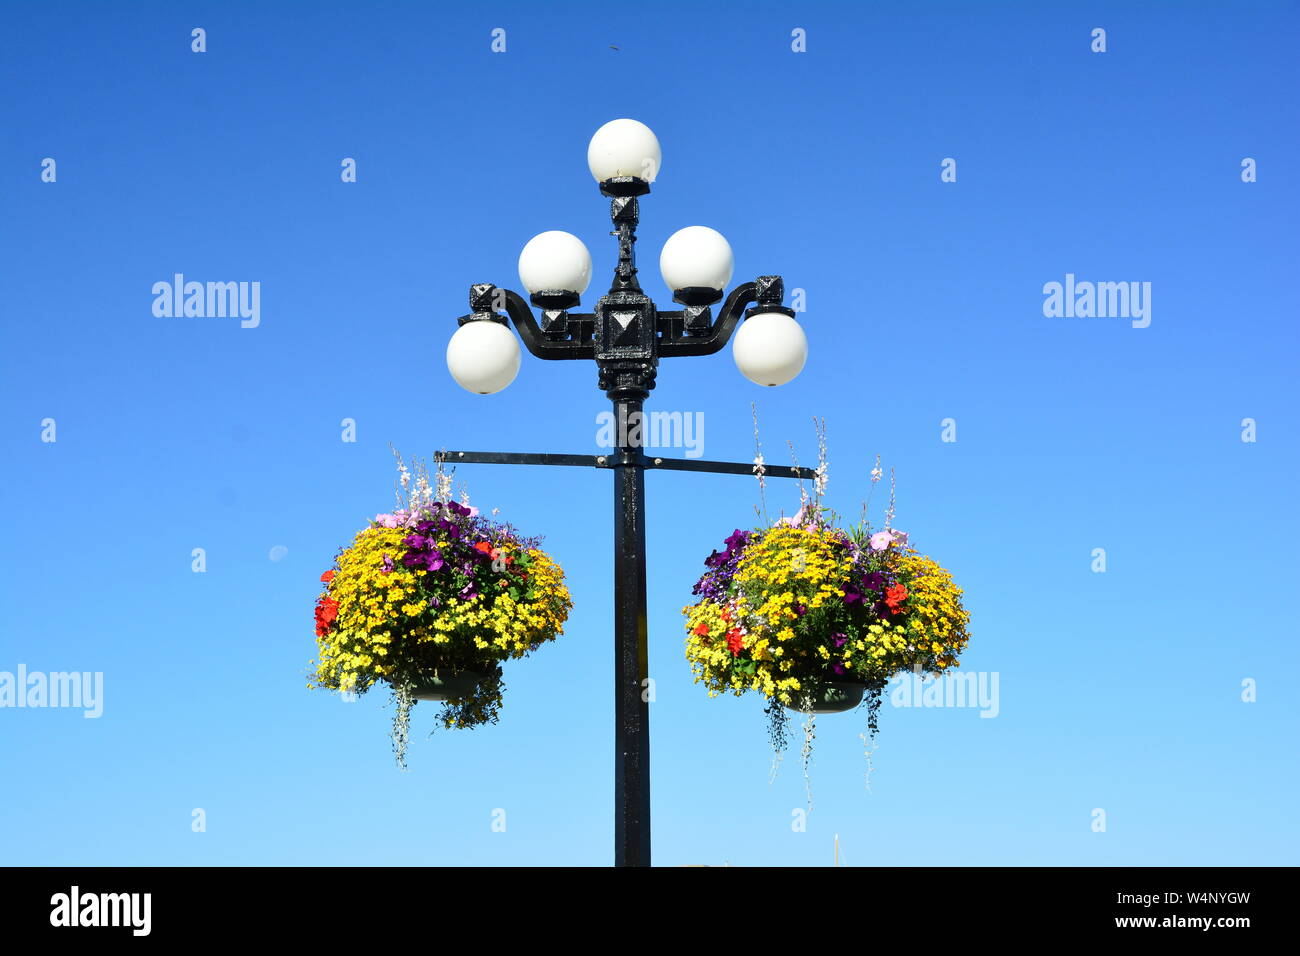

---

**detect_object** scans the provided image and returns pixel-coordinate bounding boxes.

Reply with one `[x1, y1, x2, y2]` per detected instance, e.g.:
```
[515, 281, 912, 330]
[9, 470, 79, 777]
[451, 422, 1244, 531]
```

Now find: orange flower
[474, 541, 494, 555]
[320, 570, 335, 583]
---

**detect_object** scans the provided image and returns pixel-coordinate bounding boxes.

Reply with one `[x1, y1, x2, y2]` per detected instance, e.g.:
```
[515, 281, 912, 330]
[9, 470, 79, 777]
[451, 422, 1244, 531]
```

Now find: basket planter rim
[408, 668, 486, 701]
[783, 677, 870, 714]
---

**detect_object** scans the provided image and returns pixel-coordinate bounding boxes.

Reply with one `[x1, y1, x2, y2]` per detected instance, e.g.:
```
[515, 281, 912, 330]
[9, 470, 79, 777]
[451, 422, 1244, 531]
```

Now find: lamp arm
[498, 288, 597, 361]
[656, 281, 757, 357]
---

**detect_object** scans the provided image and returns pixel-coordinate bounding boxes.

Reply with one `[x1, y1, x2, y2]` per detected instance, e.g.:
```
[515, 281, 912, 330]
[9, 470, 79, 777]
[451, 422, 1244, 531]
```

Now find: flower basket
[310, 454, 573, 768]
[683, 481, 970, 795]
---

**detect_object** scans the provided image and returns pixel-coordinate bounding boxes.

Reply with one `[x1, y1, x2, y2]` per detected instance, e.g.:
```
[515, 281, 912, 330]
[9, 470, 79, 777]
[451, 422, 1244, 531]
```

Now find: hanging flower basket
[309, 453, 573, 768]
[682, 454, 970, 797]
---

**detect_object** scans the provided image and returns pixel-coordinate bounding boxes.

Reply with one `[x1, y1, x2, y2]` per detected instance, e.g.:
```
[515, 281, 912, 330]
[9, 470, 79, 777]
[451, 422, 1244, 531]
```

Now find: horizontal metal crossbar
[647, 456, 816, 480]
[433, 449, 816, 480]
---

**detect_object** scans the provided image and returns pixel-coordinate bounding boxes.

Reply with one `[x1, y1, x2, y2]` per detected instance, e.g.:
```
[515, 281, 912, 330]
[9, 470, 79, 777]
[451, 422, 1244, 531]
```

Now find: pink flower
[778, 504, 813, 527]
[373, 509, 418, 529]
[869, 529, 908, 551]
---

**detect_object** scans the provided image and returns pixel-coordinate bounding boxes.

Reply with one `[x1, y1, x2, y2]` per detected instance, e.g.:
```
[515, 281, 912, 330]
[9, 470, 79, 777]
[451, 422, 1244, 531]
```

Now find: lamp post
[441, 118, 812, 867]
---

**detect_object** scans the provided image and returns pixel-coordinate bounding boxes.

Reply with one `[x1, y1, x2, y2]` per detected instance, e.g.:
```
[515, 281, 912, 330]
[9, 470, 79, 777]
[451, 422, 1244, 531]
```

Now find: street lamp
[440, 118, 810, 867]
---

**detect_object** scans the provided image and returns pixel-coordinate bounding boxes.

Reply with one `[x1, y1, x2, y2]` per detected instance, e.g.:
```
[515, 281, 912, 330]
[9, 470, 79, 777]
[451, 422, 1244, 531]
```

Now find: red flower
[320, 570, 335, 583]
[726, 629, 744, 654]
[474, 541, 494, 555]
[694, 623, 710, 637]
[885, 583, 908, 613]
[314, 596, 339, 637]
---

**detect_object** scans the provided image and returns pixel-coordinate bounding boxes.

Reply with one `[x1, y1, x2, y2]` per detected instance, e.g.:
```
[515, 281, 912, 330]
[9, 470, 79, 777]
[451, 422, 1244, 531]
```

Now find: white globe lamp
[518, 231, 592, 296]
[732, 311, 807, 387]
[660, 226, 733, 300]
[587, 119, 661, 185]
[446, 321, 521, 395]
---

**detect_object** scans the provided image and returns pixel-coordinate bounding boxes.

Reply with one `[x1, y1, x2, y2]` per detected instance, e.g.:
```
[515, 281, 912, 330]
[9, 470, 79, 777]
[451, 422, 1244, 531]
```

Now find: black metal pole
[612, 397, 651, 867]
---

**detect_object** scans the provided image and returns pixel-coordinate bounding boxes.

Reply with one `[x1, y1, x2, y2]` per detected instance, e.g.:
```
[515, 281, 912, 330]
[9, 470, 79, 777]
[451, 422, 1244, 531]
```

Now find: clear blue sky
[2, 0, 1296, 866]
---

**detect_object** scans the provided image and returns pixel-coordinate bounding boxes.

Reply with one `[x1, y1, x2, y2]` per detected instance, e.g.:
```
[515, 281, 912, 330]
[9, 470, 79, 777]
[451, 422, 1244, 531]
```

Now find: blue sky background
[2, 0, 1297, 866]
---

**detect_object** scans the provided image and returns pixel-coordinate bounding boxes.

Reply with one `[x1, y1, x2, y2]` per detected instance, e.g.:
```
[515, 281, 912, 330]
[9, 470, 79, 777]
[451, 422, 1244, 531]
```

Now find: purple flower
[423, 550, 445, 571]
[724, 529, 751, 553]
[381, 554, 394, 573]
[693, 529, 753, 601]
